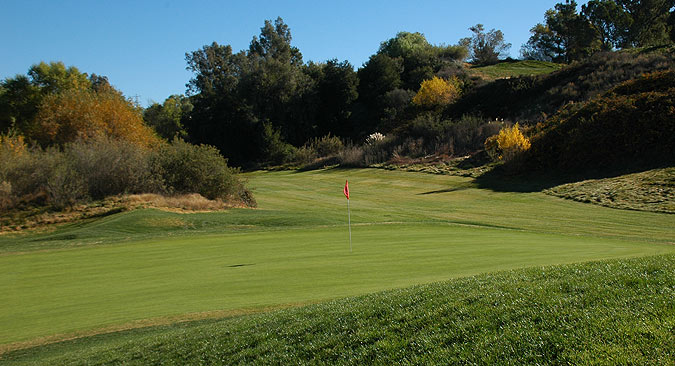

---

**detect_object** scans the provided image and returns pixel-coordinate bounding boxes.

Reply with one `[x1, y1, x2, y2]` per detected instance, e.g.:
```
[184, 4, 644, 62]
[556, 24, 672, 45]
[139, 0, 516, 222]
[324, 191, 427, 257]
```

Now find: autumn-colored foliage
[412, 76, 461, 107]
[33, 88, 159, 148]
[0, 131, 27, 156]
[485, 123, 531, 161]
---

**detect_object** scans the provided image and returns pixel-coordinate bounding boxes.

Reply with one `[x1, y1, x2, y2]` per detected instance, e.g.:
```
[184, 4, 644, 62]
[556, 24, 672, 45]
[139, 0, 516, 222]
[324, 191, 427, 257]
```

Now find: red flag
[343, 180, 350, 200]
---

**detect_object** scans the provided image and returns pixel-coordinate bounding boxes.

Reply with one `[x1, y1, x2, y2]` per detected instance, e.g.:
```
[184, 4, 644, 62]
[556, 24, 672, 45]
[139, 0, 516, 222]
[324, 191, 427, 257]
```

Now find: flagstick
[347, 198, 352, 253]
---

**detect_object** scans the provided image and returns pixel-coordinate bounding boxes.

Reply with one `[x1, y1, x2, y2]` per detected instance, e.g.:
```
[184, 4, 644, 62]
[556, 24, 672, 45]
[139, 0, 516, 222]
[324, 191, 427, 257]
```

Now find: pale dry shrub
[120, 193, 228, 211]
[337, 145, 365, 167]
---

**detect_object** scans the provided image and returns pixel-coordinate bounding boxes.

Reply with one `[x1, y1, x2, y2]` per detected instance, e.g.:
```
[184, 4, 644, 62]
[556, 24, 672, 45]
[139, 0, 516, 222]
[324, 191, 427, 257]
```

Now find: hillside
[522, 70, 675, 173]
[545, 167, 675, 214]
[448, 48, 675, 122]
[4, 255, 674, 365]
[468, 60, 564, 80]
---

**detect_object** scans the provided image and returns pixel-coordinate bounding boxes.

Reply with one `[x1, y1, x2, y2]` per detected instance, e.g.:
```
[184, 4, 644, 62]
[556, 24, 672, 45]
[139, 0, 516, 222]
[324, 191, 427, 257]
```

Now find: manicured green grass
[470, 60, 564, 80]
[4, 255, 674, 365]
[545, 167, 675, 214]
[1, 169, 673, 352]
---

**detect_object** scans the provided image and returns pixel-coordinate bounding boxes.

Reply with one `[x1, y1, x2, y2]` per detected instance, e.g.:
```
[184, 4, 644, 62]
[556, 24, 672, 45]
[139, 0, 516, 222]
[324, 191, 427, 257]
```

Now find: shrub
[337, 145, 365, 167]
[412, 76, 461, 107]
[291, 134, 346, 167]
[153, 139, 243, 201]
[45, 162, 87, 210]
[307, 134, 345, 157]
[65, 137, 161, 200]
[485, 123, 531, 161]
[0, 132, 255, 211]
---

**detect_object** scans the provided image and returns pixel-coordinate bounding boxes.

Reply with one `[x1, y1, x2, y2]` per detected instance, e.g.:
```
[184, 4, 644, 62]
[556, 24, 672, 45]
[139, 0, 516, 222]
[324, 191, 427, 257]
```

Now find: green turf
[4, 255, 674, 365]
[470, 60, 565, 79]
[1, 169, 673, 349]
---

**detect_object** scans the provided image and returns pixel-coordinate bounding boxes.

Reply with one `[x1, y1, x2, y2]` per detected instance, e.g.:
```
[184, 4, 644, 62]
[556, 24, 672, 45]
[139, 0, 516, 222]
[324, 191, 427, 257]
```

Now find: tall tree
[460, 24, 512, 65]
[0, 62, 92, 134]
[355, 54, 403, 134]
[615, 0, 674, 47]
[184, 42, 258, 165]
[521, 1, 599, 63]
[313, 59, 359, 137]
[144, 95, 193, 140]
[582, 0, 633, 50]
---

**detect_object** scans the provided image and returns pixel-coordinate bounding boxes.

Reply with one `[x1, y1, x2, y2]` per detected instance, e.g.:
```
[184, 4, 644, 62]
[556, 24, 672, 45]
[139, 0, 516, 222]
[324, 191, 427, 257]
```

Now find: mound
[4, 255, 674, 365]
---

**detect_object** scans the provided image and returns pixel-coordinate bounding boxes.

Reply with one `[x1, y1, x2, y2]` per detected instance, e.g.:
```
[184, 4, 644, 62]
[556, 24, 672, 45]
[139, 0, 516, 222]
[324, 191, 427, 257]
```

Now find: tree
[184, 41, 257, 165]
[521, 1, 599, 63]
[144, 95, 192, 140]
[32, 87, 158, 147]
[616, 0, 674, 47]
[184, 18, 310, 165]
[582, 0, 633, 50]
[0, 62, 91, 134]
[312, 59, 359, 137]
[460, 24, 512, 65]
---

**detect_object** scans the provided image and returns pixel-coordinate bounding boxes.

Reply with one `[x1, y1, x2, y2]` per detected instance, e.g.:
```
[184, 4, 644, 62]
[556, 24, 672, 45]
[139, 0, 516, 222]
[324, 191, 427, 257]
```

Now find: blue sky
[1, 0, 587, 106]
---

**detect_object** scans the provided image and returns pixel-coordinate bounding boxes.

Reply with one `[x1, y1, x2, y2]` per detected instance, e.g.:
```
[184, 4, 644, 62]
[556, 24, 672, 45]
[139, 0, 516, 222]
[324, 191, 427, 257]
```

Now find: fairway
[1, 169, 674, 350]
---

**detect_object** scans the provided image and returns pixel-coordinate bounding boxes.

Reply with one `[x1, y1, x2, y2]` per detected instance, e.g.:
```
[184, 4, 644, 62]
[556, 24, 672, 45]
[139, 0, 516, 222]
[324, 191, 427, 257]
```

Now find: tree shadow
[475, 161, 671, 193]
[417, 187, 470, 195]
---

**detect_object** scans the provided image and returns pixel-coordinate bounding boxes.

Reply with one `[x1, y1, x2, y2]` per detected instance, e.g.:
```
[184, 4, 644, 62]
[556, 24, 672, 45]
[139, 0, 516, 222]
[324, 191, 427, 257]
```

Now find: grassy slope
[545, 167, 675, 214]
[1, 169, 674, 350]
[4, 255, 674, 365]
[469, 60, 564, 80]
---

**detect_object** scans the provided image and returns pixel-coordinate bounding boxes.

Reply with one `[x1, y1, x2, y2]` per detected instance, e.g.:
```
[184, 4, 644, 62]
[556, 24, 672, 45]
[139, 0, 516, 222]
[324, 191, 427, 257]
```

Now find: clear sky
[1, 0, 587, 106]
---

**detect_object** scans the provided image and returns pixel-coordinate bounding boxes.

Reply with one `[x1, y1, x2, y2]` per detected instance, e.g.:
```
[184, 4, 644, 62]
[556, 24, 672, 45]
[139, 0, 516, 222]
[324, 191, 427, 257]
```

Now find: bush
[485, 123, 531, 162]
[412, 76, 461, 107]
[0, 132, 255, 211]
[153, 139, 243, 201]
[66, 137, 161, 200]
[290, 134, 346, 167]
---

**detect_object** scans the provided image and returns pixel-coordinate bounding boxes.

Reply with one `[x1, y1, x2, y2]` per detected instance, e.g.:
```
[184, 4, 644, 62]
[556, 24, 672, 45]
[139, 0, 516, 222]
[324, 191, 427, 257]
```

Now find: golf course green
[1, 168, 674, 351]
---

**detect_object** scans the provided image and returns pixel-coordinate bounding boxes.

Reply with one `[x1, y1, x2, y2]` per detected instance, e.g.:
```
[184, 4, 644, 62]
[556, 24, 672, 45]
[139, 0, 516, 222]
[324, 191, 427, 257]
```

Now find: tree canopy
[1, 61, 157, 147]
[460, 24, 512, 65]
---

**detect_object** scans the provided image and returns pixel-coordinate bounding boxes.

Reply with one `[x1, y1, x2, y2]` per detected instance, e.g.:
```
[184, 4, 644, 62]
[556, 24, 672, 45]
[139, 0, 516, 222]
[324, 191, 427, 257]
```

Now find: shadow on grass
[417, 187, 470, 195]
[475, 161, 672, 193]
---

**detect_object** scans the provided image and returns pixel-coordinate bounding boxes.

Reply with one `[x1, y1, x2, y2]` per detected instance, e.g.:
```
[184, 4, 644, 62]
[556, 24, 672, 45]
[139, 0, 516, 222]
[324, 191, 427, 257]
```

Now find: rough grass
[0, 193, 228, 233]
[545, 167, 674, 214]
[469, 60, 564, 80]
[3, 254, 674, 365]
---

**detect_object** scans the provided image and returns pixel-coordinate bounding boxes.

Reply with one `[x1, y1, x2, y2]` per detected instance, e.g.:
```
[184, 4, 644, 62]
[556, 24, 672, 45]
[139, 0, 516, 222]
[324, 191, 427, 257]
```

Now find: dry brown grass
[0, 193, 237, 234]
[119, 193, 231, 212]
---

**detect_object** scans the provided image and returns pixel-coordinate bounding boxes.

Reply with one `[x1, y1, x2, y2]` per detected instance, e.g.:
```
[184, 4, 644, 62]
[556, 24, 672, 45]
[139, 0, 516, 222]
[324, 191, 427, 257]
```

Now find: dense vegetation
[4, 255, 673, 365]
[520, 70, 675, 173]
[0, 134, 253, 214]
[2, 1, 674, 171]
